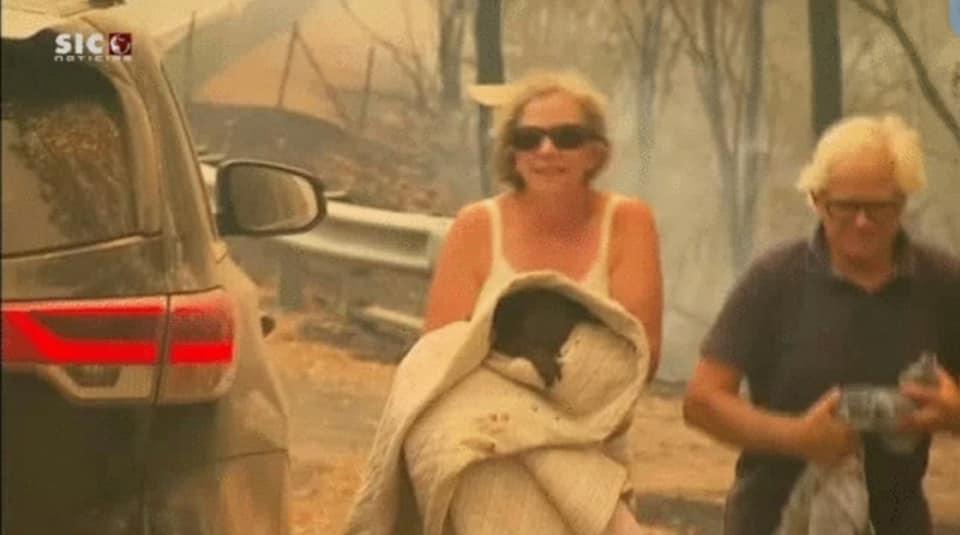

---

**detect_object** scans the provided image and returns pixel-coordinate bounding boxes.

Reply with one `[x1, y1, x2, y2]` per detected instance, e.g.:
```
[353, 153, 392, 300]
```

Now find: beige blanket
[345, 271, 650, 535]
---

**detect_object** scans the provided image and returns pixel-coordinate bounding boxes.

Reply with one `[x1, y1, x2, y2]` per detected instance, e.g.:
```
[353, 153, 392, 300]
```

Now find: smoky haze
[141, 0, 960, 380]
[117, 2, 960, 531]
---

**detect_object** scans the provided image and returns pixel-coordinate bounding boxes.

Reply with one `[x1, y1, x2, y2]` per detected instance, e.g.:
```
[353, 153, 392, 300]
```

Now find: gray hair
[796, 114, 926, 196]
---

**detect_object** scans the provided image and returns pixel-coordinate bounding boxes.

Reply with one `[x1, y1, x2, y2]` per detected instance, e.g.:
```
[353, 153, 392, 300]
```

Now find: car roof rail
[198, 152, 228, 165]
[195, 144, 228, 165]
[324, 189, 351, 202]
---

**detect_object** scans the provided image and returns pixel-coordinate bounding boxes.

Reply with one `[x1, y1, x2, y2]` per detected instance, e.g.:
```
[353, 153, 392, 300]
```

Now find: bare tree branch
[613, 0, 643, 49]
[850, 0, 960, 146]
[848, 0, 891, 22]
[401, 0, 426, 81]
[717, 0, 746, 68]
[848, 70, 912, 111]
[340, 0, 416, 67]
[767, 62, 783, 161]
[665, 0, 705, 63]
[882, 0, 898, 17]
[843, 35, 876, 86]
[716, 4, 747, 155]
[700, 0, 734, 166]
[293, 26, 355, 128]
[717, 0, 747, 93]
[339, 2, 418, 80]
[339, 0, 437, 110]
[951, 62, 960, 100]
[657, 18, 686, 108]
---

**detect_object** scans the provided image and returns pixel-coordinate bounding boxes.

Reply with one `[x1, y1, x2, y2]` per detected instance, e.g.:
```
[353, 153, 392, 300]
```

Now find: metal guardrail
[201, 163, 451, 274]
[275, 201, 451, 274]
[201, 163, 451, 332]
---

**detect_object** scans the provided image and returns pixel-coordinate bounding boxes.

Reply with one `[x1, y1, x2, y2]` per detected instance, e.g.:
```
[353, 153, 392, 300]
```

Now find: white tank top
[474, 193, 623, 309]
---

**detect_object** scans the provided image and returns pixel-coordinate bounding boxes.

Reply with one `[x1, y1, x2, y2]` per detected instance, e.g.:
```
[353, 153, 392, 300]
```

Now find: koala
[490, 288, 599, 388]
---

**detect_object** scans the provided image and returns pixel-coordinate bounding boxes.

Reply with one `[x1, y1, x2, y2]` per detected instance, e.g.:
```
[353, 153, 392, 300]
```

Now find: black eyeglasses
[509, 124, 603, 151]
[819, 197, 905, 223]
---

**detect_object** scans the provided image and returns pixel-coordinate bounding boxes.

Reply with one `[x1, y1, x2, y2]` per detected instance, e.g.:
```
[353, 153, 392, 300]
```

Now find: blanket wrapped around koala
[345, 271, 650, 535]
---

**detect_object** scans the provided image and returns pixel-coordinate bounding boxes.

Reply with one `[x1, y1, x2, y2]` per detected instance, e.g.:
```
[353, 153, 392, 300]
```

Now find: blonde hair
[492, 71, 610, 190]
[796, 114, 926, 196]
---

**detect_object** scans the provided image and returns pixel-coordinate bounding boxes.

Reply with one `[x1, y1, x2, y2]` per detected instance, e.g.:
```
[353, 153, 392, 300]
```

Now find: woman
[424, 71, 663, 378]
[423, 71, 663, 533]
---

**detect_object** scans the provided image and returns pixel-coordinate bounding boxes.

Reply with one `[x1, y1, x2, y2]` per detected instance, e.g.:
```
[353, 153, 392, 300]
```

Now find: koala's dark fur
[490, 288, 599, 388]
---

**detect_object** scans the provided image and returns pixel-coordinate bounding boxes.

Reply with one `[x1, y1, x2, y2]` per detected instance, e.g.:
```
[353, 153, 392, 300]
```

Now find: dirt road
[265, 312, 960, 535]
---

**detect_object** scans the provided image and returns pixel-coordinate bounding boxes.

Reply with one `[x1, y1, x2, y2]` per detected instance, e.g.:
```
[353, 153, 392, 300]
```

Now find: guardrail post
[277, 250, 304, 311]
[330, 270, 349, 318]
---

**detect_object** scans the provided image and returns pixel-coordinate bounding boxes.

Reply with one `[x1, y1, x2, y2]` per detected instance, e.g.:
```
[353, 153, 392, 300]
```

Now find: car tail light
[157, 290, 236, 404]
[1, 289, 237, 405]
[1, 296, 166, 403]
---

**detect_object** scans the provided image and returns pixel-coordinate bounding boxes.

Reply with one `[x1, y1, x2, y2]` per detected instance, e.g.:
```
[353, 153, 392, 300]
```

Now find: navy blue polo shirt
[701, 226, 960, 535]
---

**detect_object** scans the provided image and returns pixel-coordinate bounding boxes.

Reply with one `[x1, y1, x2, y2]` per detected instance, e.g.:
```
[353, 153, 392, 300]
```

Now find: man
[683, 114, 960, 535]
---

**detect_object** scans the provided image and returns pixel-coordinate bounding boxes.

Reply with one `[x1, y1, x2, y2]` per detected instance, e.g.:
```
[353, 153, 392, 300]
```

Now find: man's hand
[899, 366, 960, 434]
[795, 388, 860, 465]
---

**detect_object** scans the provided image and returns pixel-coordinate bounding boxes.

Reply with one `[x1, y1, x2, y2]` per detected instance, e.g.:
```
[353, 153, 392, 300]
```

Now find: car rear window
[1, 44, 138, 256]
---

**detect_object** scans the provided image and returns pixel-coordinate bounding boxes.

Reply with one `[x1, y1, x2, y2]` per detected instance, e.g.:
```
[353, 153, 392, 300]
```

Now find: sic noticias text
[53, 33, 133, 62]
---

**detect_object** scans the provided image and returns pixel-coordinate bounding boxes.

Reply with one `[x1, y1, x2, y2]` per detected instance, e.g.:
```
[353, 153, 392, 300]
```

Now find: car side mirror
[215, 159, 326, 236]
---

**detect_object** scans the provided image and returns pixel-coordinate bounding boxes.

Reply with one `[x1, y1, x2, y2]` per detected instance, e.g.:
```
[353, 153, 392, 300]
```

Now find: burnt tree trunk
[475, 0, 505, 197]
[808, 0, 843, 137]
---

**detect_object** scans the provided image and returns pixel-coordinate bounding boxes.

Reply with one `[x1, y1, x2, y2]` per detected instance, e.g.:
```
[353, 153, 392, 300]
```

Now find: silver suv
[2, 2, 324, 533]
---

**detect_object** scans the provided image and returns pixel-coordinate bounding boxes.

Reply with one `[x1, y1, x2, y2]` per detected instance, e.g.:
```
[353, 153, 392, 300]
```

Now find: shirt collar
[806, 224, 916, 281]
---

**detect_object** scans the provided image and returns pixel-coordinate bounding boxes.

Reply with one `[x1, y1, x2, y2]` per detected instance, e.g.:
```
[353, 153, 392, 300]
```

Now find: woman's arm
[422, 203, 491, 332]
[607, 199, 663, 381]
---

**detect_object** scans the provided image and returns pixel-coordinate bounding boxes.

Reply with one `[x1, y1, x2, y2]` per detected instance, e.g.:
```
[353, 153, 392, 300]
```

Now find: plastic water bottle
[885, 352, 940, 453]
[898, 352, 939, 388]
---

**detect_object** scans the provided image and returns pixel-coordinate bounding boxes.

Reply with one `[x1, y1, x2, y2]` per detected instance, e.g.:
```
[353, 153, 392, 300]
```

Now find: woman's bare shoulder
[611, 196, 656, 229]
[455, 199, 492, 222]
[449, 200, 493, 239]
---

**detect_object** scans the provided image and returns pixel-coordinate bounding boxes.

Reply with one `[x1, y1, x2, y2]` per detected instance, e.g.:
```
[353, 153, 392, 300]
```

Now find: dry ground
[264, 313, 960, 535]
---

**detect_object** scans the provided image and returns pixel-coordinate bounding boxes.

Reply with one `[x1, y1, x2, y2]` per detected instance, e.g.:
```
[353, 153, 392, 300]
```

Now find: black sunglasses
[509, 124, 603, 151]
